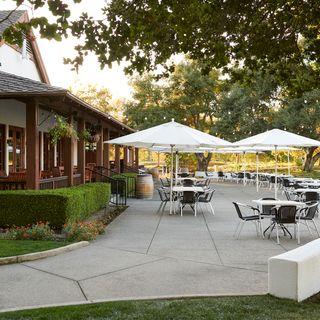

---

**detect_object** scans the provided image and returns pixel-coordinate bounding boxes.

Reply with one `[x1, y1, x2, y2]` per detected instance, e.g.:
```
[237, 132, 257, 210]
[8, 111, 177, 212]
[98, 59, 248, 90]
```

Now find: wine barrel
[149, 167, 160, 179]
[136, 174, 154, 199]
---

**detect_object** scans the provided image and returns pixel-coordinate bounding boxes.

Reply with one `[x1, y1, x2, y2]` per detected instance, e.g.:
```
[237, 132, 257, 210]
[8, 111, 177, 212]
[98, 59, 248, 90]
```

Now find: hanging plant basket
[48, 115, 77, 145]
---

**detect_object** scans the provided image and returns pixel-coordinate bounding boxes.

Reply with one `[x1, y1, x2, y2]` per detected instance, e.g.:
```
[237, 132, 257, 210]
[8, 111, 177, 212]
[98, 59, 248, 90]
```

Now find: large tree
[276, 89, 320, 172]
[2, 1, 319, 73]
[124, 61, 219, 170]
[213, 70, 278, 141]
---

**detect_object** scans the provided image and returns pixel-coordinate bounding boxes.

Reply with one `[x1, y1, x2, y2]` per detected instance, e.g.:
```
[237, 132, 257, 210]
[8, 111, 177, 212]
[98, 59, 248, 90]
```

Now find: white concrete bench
[268, 239, 320, 301]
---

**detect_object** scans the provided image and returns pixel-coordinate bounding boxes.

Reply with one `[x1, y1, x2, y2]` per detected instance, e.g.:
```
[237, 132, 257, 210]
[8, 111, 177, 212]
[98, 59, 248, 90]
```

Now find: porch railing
[94, 165, 137, 198]
[86, 167, 127, 206]
[39, 174, 82, 190]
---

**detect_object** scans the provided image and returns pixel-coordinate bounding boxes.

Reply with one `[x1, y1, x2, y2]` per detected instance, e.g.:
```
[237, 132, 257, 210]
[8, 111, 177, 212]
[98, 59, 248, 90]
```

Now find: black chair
[183, 179, 194, 187]
[217, 171, 225, 181]
[198, 188, 215, 215]
[179, 191, 199, 216]
[259, 197, 277, 216]
[232, 202, 263, 239]
[268, 205, 299, 244]
[298, 202, 320, 237]
[284, 190, 299, 201]
[304, 191, 319, 203]
[157, 188, 169, 211]
[196, 178, 210, 188]
[160, 178, 170, 188]
[179, 172, 189, 178]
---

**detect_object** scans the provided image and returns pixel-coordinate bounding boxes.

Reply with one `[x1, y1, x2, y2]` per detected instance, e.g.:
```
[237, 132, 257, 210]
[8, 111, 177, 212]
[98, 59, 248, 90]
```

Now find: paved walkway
[0, 183, 317, 311]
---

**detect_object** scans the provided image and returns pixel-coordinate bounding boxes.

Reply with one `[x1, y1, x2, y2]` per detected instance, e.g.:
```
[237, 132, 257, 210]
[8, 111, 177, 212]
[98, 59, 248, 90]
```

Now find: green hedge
[0, 183, 111, 228]
[112, 172, 137, 196]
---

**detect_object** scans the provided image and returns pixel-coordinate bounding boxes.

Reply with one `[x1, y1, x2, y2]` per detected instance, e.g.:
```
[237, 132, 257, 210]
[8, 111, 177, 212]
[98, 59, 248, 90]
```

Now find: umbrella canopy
[233, 129, 320, 147]
[106, 119, 232, 148]
[234, 129, 320, 197]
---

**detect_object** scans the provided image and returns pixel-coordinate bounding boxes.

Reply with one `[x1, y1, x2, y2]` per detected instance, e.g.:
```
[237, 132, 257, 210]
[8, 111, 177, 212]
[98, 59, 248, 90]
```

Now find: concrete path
[0, 182, 317, 311]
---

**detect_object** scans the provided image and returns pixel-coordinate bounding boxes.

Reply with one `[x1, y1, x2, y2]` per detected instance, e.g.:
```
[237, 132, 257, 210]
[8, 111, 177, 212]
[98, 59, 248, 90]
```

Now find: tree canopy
[2, 1, 320, 73]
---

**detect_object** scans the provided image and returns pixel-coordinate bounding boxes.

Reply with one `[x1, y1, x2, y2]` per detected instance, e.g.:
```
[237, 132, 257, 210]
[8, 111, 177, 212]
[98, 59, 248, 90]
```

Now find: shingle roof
[0, 71, 66, 95]
[0, 10, 25, 35]
[0, 71, 134, 132]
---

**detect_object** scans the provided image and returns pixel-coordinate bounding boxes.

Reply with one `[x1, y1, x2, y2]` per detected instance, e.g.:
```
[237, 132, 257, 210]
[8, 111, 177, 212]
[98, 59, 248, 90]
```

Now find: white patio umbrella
[106, 119, 232, 213]
[234, 129, 320, 197]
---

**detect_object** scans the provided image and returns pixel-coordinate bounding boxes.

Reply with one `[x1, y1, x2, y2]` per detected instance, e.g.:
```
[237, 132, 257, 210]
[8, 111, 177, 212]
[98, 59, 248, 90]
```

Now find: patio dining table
[252, 199, 306, 237]
[299, 182, 320, 188]
[294, 188, 320, 193]
[172, 186, 205, 193]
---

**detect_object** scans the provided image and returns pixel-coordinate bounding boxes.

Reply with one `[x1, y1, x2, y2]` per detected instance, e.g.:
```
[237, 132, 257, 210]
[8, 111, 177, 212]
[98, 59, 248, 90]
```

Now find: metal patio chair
[232, 202, 263, 239]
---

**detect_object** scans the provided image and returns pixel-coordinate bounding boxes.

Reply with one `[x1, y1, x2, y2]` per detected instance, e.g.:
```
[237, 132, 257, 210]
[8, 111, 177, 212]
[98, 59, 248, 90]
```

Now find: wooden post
[96, 126, 104, 167]
[63, 115, 74, 187]
[124, 146, 128, 167]
[103, 128, 110, 170]
[77, 118, 85, 184]
[135, 147, 139, 169]
[115, 145, 120, 173]
[4, 124, 8, 175]
[26, 99, 39, 189]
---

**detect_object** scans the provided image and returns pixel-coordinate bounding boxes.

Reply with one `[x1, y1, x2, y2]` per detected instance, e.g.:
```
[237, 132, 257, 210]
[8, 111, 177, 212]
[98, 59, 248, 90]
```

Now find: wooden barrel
[150, 167, 159, 179]
[136, 174, 154, 199]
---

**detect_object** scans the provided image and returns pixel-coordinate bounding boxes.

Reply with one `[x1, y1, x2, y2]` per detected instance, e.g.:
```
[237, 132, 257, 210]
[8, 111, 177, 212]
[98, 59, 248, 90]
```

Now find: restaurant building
[0, 10, 138, 190]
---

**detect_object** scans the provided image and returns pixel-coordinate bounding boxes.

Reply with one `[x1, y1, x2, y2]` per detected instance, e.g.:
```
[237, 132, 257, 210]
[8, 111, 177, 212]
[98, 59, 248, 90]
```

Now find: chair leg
[194, 204, 197, 217]
[306, 220, 313, 236]
[209, 202, 215, 215]
[180, 203, 183, 217]
[254, 221, 259, 237]
[276, 223, 280, 244]
[237, 221, 245, 239]
[312, 220, 320, 237]
[297, 222, 300, 245]
[233, 221, 241, 238]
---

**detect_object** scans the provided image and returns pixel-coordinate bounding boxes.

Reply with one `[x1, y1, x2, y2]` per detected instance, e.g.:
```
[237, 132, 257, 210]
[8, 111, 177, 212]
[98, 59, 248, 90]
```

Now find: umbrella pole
[243, 152, 246, 186]
[169, 146, 174, 214]
[256, 152, 259, 192]
[175, 151, 178, 186]
[275, 145, 278, 198]
[287, 150, 290, 176]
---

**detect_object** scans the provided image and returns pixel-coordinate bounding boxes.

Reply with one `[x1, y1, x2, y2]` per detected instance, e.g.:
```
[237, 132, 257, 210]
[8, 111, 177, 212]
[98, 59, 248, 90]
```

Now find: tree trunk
[303, 147, 320, 172]
[195, 153, 212, 171]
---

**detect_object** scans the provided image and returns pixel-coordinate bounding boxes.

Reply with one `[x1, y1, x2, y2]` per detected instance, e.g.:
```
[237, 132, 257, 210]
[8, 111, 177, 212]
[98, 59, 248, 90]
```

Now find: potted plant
[48, 115, 77, 145]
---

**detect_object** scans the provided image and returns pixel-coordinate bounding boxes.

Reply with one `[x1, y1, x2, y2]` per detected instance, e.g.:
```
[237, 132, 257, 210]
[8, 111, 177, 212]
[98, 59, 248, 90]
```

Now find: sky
[0, 0, 132, 99]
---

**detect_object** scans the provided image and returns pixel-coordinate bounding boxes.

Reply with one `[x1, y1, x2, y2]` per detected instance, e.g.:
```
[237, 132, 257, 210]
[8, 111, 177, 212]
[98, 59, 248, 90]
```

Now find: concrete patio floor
[0, 182, 317, 311]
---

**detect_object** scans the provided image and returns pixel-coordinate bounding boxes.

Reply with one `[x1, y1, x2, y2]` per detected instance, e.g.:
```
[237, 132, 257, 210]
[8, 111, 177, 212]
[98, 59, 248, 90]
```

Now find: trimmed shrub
[0, 183, 110, 228]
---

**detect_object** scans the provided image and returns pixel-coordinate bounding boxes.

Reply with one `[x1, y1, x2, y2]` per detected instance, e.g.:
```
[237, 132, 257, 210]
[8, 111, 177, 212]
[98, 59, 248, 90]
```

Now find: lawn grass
[0, 240, 70, 258]
[1, 295, 320, 319]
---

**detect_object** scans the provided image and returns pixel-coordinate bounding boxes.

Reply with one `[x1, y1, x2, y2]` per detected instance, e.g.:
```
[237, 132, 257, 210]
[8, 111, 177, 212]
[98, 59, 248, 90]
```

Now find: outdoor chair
[160, 178, 170, 188]
[267, 205, 299, 244]
[157, 187, 170, 211]
[259, 197, 277, 216]
[179, 172, 189, 178]
[258, 174, 269, 188]
[179, 191, 199, 216]
[0, 170, 7, 178]
[304, 191, 319, 203]
[217, 171, 225, 182]
[198, 188, 215, 215]
[237, 172, 244, 184]
[298, 202, 320, 238]
[232, 202, 263, 239]
[183, 179, 194, 187]
[196, 178, 210, 188]
[284, 189, 300, 201]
